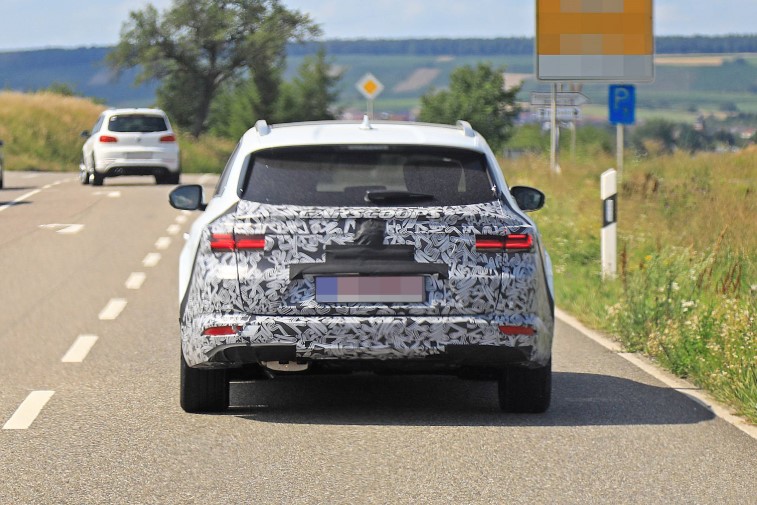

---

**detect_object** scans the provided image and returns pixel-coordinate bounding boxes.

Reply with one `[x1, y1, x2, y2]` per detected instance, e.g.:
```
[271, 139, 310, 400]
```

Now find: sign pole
[550, 83, 559, 174]
[616, 123, 624, 179]
[368, 98, 374, 120]
[601, 169, 618, 280]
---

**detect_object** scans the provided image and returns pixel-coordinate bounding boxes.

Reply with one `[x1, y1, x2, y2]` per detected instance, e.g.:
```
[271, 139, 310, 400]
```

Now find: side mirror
[169, 184, 206, 211]
[510, 186, 546, 212]
[80, 130, 90, 139]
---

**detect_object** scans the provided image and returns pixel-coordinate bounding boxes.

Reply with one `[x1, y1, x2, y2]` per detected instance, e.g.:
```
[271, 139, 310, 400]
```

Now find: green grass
[503, 150, 757, 424]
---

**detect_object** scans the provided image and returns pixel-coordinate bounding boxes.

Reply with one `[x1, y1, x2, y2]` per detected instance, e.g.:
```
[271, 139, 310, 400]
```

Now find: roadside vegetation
[503, 142, 756, 424]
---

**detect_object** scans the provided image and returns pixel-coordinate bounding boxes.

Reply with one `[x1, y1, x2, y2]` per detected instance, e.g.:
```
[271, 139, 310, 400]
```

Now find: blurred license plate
[126, 152, 151, 159]
[316, 276, 424, 303]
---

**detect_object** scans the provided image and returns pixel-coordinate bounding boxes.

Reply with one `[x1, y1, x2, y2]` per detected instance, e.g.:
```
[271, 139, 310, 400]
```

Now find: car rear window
[241, 145, 495, 207]
[108, 114, 168, 133]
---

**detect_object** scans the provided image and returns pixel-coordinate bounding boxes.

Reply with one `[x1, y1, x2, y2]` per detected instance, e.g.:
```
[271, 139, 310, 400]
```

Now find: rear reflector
[99, 135, 118, 143]
[210, 233, 265, 252]
[475, 234, 533, 252]
[498, 325, 536, 336]
[159, 134, 176, 142]
[202, 326, 237, 336]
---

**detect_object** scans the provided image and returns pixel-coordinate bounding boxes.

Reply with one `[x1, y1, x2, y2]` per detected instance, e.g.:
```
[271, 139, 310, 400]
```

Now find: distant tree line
[288, 35, 757, 57]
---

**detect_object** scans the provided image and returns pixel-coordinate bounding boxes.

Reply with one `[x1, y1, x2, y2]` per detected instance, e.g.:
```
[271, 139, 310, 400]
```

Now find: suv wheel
[497, 359, 551, 413]
[180, 352, 229, 413]
[92, 173, 104, 186]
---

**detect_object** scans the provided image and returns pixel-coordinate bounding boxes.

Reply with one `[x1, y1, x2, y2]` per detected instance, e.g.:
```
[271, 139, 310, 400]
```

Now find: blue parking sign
[609, 85, 636, 125]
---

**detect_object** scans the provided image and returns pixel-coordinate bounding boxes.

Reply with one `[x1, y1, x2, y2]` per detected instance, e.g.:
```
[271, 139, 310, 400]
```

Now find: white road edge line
[61, 335, 99, 363]
[556, 308, 757, 440]
[125, 272, 147, 290]
[3, 391, 55, 430]
[142, 253, 162, 268]
[155, 237, 171, 250]
[98, 298, 128, 321]
[0, 189, 41, 213]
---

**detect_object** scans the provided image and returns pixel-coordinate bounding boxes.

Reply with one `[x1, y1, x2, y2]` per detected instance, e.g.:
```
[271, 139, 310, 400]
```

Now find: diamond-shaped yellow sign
[356, 73, 384, 100]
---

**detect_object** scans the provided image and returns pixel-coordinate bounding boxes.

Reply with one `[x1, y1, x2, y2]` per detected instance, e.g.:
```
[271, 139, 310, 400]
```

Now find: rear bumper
[181, 314, 553, 369]
[95, 159, 180, 177]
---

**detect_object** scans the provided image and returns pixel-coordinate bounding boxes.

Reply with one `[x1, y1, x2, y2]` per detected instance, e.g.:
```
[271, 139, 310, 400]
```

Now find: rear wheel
[497, 359, 551, 413]
[180, 352, 229, 413]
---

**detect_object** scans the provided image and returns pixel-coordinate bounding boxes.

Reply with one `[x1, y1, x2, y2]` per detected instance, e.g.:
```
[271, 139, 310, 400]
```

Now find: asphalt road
[1, 171, 755, 504]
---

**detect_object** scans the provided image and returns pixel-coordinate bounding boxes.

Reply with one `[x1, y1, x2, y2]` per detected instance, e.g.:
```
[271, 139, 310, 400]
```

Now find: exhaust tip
[262, 361, 309, 373]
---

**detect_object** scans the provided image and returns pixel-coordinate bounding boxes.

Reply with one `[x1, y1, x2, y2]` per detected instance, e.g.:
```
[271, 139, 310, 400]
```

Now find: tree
[108, 0, 319, 137]
[418, 63, 519, 152]
[274, 48, 341, 123]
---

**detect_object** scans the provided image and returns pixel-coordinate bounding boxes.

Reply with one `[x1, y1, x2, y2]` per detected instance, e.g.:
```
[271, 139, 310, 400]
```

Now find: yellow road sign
[537, 0, 654, 81]
[356, 73, 384, 100]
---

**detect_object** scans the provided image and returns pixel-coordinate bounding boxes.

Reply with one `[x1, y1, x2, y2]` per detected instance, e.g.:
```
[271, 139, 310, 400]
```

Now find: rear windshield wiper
[364, 190, 434, 203]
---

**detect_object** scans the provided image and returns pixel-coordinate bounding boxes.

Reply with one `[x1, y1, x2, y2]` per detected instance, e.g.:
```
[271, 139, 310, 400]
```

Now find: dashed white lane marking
[142, 253, 161, 267]
[0, 189, 41, 213]
[94, 191, 121, 198]
[155, 237, 171, 250]
[58, 224, 84, 235]
[198, 174, 213, 184]
[175, 214, 188, 224]
[125, 272, 146, 290]
[3, 391, 55, 430]
[39, 224, 85, 235]
[61, 335, 99, 363]
[98, 298, 127, 321]
[167, 224, 181, 235]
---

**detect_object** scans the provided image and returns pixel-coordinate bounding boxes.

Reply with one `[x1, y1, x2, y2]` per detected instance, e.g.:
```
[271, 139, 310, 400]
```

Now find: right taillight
[99, 135, 118, 143]
[475, 234, 533, 252]
[210, 233, 265, 252]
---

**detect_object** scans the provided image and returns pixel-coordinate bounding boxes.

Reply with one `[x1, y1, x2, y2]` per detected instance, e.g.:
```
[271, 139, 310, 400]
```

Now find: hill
[2, 36, 757, 119]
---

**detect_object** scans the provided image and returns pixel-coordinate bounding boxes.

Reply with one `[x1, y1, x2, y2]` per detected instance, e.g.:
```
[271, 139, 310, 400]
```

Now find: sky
[0, 0, 755, 52]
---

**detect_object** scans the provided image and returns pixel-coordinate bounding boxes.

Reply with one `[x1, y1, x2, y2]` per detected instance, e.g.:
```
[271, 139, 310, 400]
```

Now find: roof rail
[255, 119, 271, 136]
[456, 120, 475, 138]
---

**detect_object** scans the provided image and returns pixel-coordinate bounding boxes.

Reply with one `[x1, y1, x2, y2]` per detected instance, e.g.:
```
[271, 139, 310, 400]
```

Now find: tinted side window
[108, 115, 168, 133]
[241, 145, 495, 207]
[213, 142, 242, 198]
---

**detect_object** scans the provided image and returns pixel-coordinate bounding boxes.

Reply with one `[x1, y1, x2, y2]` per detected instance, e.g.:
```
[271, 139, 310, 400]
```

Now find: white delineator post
[601, 169, 618, 279]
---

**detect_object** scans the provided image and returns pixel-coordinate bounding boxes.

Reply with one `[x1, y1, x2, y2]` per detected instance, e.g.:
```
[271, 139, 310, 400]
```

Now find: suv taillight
[475, 234, 533, 252]
[210, 233, 265, 252]
[99, 135, 118, 143]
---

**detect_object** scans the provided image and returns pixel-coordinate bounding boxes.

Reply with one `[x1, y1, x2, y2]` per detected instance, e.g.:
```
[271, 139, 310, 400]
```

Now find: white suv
[170, 118, 554, 414]
[80, 108, 180, 186]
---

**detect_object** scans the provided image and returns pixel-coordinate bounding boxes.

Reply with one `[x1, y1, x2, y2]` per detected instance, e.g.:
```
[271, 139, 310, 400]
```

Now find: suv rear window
[241, 145, 495, 207]
[108, 115, 168, 133]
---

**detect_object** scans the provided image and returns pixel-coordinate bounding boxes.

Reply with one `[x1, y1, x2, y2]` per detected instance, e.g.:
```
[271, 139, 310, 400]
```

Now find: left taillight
[210, 233, 265, 252]
[475, 234, 533, 252]
[99, 135, 118, 143]
[159, 134, 176, 142]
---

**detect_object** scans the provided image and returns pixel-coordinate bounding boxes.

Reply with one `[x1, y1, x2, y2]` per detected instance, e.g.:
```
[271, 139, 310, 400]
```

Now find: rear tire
[180, 352, 229, 413]
[92, 173, 104, 186]
[497, 359, 551, 413]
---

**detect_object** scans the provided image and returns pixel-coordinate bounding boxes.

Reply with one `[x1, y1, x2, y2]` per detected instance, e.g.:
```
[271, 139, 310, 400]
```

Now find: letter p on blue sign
[609, 84, 636, 125]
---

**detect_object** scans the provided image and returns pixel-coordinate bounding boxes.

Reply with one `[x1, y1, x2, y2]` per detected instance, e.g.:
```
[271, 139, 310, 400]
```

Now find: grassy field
[503, 150, 756, 423]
